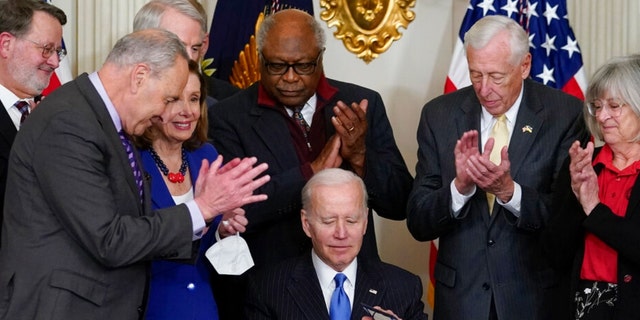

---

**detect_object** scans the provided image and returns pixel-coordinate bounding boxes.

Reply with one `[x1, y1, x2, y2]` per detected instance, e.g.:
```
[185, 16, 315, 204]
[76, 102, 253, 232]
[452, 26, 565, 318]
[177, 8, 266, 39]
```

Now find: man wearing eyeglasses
[0, 0, 66, 247]
[208, 8, 412, 319]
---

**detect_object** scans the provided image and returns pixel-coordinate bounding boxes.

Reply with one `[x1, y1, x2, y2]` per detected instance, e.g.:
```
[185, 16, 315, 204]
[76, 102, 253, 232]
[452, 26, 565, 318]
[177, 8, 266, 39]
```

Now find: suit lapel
[352, 260, 385, 320]
[251, 105, 301, 170]
[0, 104, 17, 147]
[287, 256, 330, 320]
[508, 81, 544, 179]
[76, 73, 143, 210]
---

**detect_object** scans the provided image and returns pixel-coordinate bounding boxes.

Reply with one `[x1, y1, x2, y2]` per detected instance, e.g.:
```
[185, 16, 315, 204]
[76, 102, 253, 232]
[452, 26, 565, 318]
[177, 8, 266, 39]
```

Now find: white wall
[50, 0, 640, 315]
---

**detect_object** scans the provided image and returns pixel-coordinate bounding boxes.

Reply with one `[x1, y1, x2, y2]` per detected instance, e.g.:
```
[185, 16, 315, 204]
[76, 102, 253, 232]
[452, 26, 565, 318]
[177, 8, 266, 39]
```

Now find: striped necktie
[118, 130, 143, 200]
[14, 100, 30, 124]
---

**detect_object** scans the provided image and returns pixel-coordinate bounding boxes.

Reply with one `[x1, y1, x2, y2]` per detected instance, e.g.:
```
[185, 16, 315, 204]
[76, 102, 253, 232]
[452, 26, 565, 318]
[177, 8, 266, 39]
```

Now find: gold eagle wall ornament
[229, 12, 265, 89]
[320, 0, 416, 63]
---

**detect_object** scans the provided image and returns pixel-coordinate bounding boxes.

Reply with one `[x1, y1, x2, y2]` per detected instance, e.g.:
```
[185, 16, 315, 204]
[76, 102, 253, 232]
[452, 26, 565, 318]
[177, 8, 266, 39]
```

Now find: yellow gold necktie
[487, 115, 508, 214]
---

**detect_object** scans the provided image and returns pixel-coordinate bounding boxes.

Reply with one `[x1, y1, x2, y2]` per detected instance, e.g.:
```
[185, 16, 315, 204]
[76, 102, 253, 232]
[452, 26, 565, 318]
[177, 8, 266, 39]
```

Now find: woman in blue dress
[135, 60, 247, 319]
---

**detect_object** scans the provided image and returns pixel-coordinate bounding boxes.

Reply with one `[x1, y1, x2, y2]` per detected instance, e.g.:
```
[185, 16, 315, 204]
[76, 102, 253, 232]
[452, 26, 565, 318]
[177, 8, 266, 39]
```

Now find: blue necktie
[118, 130, 143, 200]
[330, 273, 351, 320]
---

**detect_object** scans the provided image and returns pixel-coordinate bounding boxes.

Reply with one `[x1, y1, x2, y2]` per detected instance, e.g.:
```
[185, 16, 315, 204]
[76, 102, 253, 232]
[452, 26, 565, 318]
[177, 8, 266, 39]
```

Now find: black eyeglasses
[21, 38, 66, 61]
[261, 49, 325, 75]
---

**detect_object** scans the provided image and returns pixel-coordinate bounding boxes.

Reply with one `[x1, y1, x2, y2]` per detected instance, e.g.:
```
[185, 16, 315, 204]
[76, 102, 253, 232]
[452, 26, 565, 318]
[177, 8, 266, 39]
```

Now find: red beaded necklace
[149, 146, 188, 183]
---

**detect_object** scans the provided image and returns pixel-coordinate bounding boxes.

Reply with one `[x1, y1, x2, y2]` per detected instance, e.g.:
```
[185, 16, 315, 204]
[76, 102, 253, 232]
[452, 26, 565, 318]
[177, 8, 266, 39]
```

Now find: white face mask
[205, 233, 254, 275]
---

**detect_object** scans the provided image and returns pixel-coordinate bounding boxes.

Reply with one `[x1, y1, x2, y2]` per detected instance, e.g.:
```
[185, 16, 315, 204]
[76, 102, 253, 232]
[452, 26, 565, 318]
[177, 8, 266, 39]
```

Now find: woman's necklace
[149, 146, 188, 183]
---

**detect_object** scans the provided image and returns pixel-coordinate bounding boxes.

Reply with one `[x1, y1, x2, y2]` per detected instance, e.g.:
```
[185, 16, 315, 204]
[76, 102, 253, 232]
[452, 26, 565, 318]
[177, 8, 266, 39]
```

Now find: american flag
[444, 0, 586, 99]
[431, 0, 586, 310]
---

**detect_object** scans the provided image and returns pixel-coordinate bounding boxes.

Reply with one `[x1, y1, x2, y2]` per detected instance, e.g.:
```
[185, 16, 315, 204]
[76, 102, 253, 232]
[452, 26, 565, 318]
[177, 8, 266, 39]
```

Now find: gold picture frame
[320, 0, 416, 63]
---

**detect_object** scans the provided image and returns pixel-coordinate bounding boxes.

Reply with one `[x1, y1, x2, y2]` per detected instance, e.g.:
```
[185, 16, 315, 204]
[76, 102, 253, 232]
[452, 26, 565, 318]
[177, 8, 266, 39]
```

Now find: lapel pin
[522, 125, 533, 133]
[369, 289, 378, 295]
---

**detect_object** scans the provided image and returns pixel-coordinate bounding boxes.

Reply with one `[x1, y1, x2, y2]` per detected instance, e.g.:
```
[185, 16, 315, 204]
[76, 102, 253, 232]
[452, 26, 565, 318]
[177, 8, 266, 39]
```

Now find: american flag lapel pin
[522, 125, 533, 133]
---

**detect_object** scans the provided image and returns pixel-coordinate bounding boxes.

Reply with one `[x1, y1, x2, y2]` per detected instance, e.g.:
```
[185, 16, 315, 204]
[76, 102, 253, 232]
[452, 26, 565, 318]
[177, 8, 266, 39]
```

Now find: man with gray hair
[133, 0, 239, 101]
[246, 168, 427, 320]
[407, 15, 589, 319]
[0, 29, 269, 320]
[0, 0, 66, 246]
[209, 8, 412, 318]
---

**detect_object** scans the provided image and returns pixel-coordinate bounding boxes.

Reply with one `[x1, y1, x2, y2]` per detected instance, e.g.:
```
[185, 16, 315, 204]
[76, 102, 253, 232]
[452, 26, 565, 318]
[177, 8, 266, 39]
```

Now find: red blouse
[580, 144, 640, 283]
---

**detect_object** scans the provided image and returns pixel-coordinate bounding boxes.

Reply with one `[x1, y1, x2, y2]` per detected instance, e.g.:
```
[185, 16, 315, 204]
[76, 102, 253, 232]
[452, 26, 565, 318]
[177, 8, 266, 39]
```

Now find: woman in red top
[544, 54, 640, 320]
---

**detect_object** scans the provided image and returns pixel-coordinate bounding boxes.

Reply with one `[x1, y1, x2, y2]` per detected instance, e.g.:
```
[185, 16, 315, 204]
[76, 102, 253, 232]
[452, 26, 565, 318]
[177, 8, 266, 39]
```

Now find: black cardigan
[542, 147, 640, 319]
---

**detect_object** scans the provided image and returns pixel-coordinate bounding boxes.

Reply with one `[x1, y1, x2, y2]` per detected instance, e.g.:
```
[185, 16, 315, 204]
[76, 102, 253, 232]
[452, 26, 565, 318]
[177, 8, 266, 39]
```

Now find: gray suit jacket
[0, 73, 195, 320]
[407, 79, 589, 320]
[244, 253, 428, 320]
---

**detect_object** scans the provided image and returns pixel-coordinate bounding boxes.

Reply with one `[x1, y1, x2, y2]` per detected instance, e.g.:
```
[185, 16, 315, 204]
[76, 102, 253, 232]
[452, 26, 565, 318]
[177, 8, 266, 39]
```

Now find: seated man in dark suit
[209, 9, 413, 318]
[245, 168, 427, 320]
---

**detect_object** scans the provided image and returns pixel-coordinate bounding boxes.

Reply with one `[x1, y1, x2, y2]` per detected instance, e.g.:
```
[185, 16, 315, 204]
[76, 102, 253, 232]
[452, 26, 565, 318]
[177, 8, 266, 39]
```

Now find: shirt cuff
[186, 200, 206, 241]
[496, 182, 522, 217]
[450, 179, 475, 217]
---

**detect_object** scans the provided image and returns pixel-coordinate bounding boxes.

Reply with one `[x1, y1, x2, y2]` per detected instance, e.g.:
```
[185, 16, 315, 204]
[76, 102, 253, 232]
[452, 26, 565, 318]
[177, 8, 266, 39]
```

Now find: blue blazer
[141, 143, 220, 320]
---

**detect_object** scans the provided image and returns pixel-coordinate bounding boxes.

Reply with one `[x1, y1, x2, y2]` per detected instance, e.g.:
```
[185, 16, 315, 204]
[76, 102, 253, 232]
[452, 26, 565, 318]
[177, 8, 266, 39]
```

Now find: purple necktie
[14, 101, 30, 124]
[118, 130, 143, 200]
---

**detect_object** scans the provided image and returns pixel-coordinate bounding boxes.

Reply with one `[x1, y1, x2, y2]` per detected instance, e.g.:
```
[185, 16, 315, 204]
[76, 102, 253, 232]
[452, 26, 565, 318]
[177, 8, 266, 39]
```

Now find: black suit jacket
[206, 75, 240, 101]
[407, 79, 589, 320]
[210, 77, 412, 265]
[244, 253, 428, 320]
[0, 73, 196, 320]
[0, 104, 16, 247]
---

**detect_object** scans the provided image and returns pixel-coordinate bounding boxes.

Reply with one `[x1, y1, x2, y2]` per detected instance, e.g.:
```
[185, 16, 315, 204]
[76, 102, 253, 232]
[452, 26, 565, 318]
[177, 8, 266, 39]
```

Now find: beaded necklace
[149, 146, 188, 183]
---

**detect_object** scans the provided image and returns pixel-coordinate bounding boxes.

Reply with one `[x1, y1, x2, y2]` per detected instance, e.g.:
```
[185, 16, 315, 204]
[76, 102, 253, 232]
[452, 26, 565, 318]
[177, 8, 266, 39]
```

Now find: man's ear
[301, 210, 312, 238]
[200, 33, 210, 59]
[130, 63, 150, 93]
[0, 32, 15, 59]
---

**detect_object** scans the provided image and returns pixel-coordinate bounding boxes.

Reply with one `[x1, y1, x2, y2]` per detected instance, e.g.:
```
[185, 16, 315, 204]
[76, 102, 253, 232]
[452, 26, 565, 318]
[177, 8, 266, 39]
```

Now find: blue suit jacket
[245, 253, 428, 320]
[407, 79, 589, 320]
[141, 143, 220, 320]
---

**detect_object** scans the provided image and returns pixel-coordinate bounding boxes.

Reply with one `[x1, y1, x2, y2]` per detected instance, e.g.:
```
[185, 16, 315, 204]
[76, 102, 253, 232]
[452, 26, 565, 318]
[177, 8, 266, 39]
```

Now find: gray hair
[584, 54, 640, 142]
[105, 29, 189, 77]
[0, 0, 67, 37]
[133, 0, 207, 35]
[463, 15, 529, 66]
[301, 168, 368, 214]
[256, 8, 326, 54]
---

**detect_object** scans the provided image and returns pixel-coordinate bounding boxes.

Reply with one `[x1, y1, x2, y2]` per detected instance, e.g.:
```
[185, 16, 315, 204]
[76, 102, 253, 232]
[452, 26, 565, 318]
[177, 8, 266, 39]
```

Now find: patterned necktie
[118, 130, 144, 200]
[292, 106, 310, 133]
[330, 273, 351, 320]
[14, 100, 30, 124]
[487, 115, 509, 214]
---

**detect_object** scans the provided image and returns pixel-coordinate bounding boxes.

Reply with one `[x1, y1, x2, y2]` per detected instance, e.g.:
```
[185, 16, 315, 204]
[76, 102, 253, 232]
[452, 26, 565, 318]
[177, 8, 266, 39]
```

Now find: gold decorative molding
[320, 0, 416, 63]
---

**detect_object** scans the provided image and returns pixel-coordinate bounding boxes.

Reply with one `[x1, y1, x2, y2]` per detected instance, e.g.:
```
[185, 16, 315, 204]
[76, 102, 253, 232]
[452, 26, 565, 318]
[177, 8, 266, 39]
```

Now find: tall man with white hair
[407, 15, 589, 320]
